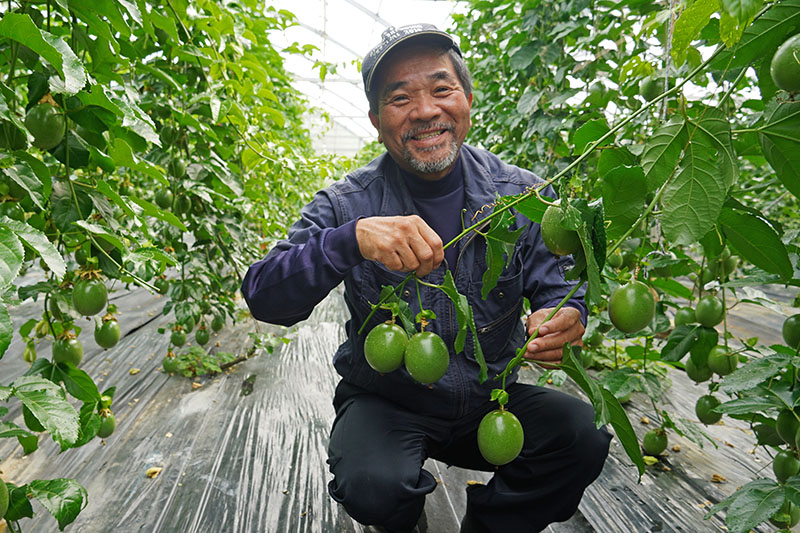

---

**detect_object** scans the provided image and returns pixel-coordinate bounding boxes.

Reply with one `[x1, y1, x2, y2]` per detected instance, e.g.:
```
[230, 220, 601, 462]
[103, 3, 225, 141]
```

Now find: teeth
[415, 130, 443, 140]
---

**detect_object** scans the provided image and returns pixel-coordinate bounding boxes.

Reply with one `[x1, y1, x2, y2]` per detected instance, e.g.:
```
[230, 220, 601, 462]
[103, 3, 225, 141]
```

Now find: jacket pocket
[469, 270, 525, 362]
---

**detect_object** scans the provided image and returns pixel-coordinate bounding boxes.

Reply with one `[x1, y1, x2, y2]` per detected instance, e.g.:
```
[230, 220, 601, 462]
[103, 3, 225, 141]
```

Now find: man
[241, 24, 611, 533]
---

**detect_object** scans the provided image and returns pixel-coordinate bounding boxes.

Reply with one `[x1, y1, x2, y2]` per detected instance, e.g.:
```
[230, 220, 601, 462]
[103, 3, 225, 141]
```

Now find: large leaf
[29, 478, 88, 531]
[514, 192, 552, 224]
[13, 377, 79, 447]
[1, 217, 66, 279]
[716, 395, 784, 415]
[671, 0, 720, 66]
[712, 0, 800, 70]
[573, 118, 611, 154]
[687, 107, 737, 188]
[53, 365, 101, 403]
[719, 352, 793, 392]
[561, 345, 645, 480]
[720, 0, 763, 24]
[719, 208, 793, 280]
[706, 478, 783, 533]
[641, 118, 687, 192]
[601, 165, 646, 241]
[0, 223, 23, 287]
[440, 271, 487, 383]
[3, 161, 46, 209]
[0, 13, 87, 95]
[660, 324, 700, 362]
[0, 304, 11, 359]
[661, 136, 728, 245]
[758, 99, 800, 201]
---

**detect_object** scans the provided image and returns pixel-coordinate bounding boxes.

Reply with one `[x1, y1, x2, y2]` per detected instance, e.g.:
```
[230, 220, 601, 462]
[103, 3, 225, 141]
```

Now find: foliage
[443, 1, 800, 530]
[0, 0, 334, 529]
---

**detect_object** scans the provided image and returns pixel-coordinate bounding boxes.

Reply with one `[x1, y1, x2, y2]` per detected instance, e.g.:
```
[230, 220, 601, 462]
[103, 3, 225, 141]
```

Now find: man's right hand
[356, 215, 444, 277]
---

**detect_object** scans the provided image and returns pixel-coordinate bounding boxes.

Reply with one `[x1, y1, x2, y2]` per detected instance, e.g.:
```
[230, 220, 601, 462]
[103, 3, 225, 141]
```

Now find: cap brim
[365, 31, 457, 93]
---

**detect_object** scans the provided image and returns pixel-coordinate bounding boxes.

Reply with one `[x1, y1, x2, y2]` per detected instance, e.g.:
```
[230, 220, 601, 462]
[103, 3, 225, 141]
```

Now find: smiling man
[241, 24, 611, 533]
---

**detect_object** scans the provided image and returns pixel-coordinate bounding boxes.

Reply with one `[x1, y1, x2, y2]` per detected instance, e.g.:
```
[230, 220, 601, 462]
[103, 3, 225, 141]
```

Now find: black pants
[326, 380, 612, 532]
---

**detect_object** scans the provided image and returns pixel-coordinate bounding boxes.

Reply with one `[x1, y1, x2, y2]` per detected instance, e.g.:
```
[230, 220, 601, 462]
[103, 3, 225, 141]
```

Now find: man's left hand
[523, 307, 584, 367]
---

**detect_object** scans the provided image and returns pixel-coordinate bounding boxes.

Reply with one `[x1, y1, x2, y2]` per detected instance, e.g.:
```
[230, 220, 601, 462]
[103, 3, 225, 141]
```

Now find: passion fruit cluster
[363, 322, 449, 385]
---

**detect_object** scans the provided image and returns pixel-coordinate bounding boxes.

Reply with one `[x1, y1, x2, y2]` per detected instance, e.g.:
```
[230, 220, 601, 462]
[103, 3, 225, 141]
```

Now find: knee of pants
[569, 421, 613, 477]
[330, 466, 426, 526]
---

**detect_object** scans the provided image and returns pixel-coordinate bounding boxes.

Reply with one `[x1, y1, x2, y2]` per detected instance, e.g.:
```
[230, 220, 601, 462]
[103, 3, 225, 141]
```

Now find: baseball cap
[362, 23, 462, 96]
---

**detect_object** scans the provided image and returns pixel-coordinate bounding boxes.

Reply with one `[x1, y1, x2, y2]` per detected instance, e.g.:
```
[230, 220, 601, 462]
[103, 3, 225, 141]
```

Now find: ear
[368, 111, 382, 143]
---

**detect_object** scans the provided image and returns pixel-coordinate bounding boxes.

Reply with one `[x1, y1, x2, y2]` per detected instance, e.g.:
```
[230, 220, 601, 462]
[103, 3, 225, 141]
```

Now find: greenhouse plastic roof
[270, 0, 466, 156]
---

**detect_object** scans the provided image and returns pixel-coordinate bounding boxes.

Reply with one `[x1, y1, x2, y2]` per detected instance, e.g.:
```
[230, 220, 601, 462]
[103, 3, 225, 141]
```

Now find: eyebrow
[381, 69, 458, 97]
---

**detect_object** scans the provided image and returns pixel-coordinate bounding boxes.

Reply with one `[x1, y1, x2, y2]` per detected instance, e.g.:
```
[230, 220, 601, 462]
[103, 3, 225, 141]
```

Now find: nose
[409, 92, 440, 122]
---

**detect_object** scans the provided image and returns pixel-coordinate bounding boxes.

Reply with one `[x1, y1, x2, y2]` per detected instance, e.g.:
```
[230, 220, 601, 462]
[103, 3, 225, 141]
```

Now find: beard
[401, 122, 459, 175]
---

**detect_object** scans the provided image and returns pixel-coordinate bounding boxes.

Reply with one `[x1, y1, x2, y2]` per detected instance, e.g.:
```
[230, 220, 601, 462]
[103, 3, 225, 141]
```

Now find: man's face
[369, 44, 473, 180]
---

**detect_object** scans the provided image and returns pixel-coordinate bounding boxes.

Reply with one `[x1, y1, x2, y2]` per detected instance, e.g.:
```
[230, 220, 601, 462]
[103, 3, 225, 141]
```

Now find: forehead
[374, 44, 458, 92]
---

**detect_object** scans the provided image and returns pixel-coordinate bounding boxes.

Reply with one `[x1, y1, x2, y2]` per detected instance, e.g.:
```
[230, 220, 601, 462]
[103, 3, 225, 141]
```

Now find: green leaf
[719, 208, 793, 280]
[708, 478, 783, 533]
[719, 353, 792, 392]
[716, 395, 784, 415]
[561, 345, 645, 480]
[712, 0, 800, 70]
[127, 195, 188, 231]
[0, 13, 87, 95]
[54, 365, 101, 403]
[96, 180, 135, 219]
[661, 136, 728, 245]
[0, 421, 35, 439]
[597, 147, 637, 178]
[440, 271, 487, 383]
[1, 217, 66, 279]
[3, 161, 46, 209]
[671, 0, 719, 66]
[689, 326, 719, 367]
[29, 478, 88, 531]
[758, 99, 800, 201]
[514, 193, 552, 224]
[0, 223, 23, 287]
[687, 107, 737, 189]
[0, 304, 11, 359]
[4, 483, 34, 522]
[641, 118, 687, 192]
[516, 87, 542, 115]
[601, 165, 646, 241]
[481, 209, 525, 299]
[668, 415, 713, 448]
[13, 379, 79, 447]
[720, 0, 763, 23]
[50, 180, 93, 234]
[649, 277, 694, 300]
[573, 118, 611, 155]
[660, 324, 700, 362]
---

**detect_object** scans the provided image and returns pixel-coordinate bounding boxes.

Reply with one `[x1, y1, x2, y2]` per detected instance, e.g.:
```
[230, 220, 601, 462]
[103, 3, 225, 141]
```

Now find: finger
[523, 347, 563, 364]
[406, 232, 437, 276]
[415, 221, 444, 269]
[538, 308, 581, 335]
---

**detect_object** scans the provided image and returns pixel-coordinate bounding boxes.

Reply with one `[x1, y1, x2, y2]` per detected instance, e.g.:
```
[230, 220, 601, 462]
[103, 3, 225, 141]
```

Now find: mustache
[402, 123, 454, 142]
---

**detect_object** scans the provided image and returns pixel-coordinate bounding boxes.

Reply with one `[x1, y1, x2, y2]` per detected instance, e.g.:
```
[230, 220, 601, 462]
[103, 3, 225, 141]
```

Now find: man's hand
[356, 215, 444, 277]
[523, 307, 584, 367]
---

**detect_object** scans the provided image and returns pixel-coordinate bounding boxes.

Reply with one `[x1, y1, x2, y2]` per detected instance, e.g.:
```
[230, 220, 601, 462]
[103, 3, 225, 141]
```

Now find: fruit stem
[497, 281, 584, 389]
[357, 275, 412, 334]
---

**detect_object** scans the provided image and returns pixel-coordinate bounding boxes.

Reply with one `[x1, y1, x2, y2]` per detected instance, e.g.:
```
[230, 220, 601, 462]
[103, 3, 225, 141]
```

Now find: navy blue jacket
[241, 144, 586, 418]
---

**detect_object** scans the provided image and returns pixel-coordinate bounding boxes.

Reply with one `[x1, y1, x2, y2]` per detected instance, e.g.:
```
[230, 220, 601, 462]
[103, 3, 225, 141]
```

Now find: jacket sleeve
[240, 190, 363, 326]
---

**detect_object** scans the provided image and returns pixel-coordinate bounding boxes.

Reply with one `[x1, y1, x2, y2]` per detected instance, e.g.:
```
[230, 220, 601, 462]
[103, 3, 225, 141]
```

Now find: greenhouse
[1, 1, 800, 532]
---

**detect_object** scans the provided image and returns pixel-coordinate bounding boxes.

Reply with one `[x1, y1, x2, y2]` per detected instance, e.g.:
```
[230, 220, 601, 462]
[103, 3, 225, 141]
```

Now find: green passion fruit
[477, 409, 525, 466]
[608, 280, 656, 333]
[695, 394, 722, 425]
[673, 307, 696, 327]
[540, 205, 581, 256]
[642, 428, 668, 455]
[404, 331, 449, 384]
[706, 345, 738, 376]
[94, 319, 121, 349]
[770, 500, 800, 529]
[773, 450, 800, 483]
[685, 357, 712, 383]
[694, 294, 725, 328]
[783, 314, 800, 350]
[364, 322, 408, 374]
[72, 278, 108, 316]
[97, 412, 116, 438]
[776, 409, 800, 445]
[24, 103, 65, 150]
[770, 34, 800, 93]
[52, 337, 83, 366]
